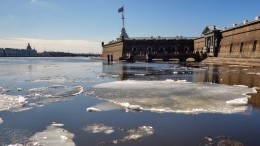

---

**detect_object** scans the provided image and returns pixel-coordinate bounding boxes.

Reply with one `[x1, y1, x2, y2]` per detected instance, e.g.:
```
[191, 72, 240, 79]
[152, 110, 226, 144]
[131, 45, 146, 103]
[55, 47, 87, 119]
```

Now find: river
[0, 57, 260, 146]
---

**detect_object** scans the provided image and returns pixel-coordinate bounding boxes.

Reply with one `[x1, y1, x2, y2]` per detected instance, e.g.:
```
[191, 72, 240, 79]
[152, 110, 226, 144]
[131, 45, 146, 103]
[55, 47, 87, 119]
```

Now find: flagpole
[122, 6, 125, 29]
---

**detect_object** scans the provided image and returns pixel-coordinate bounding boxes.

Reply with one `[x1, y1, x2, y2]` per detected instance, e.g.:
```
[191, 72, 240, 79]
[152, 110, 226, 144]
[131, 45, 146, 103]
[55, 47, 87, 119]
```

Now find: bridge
[125, 53, 207, 62]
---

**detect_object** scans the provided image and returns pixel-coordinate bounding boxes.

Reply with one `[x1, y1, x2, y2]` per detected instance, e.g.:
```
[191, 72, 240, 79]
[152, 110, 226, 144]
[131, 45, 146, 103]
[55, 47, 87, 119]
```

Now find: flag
[118, 7, 124, 13]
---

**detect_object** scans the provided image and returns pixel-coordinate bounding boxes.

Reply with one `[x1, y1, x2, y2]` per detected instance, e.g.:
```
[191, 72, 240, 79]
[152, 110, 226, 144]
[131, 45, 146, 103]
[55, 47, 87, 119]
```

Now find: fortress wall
[219, 21, 260, 58]
[102, 41, 124, 61]
[123, 39, 194, 55]
[194, 37, 205, 53]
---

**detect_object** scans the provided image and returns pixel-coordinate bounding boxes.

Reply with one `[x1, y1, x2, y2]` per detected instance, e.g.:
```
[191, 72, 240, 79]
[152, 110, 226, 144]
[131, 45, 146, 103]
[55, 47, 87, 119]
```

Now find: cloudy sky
[0, 0, 259, 53]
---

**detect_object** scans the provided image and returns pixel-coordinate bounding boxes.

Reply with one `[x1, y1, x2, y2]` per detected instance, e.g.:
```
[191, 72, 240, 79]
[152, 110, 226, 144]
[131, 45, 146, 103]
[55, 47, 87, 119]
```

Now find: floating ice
[0, 87, 11, 94]
[83, 124, 114, 134]
[27, 85, 83, 107]
[51, 122, 64, 127]
[86, 107, 101, 112]
[100, 126, 154, 145]
[7, 144, 23, 146]
[226, 98, 248, 106]
[200, 136, 243, 146]
[116, 102, 142, 112]
[121, 126, 154, 141]
[0, 95, 27, 111]
[86, 102, 123, 112]
[31, 76, 86, 83]
[28, 85, 83, 98]
[0, 117, 3, 125]
[27, 123, 76, 146]
[134, 74, 145, 76]
[87, 80, 256, 114]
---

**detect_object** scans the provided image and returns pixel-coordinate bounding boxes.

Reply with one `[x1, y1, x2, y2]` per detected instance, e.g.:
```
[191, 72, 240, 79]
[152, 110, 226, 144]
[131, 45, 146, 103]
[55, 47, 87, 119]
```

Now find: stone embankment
[202, 57, 260, 67]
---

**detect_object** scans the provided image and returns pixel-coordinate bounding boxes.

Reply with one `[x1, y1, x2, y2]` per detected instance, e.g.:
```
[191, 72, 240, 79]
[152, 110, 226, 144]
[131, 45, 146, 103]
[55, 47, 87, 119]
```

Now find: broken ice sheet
[31, 77, 66, 83]
[100, 126, 154, 145]
[200, 136, 243, 146]
[28, 85, 83, 98]
[83, 124, 115, 134]
[0, 95, 27, 112]
[88, 80, 256, 114]
[0, 87, 11, 94]
[0, 117, 3, 125]
[26, 85, 83, 107]
[31, 76, 86, 83]
[27, 123, 76, 146]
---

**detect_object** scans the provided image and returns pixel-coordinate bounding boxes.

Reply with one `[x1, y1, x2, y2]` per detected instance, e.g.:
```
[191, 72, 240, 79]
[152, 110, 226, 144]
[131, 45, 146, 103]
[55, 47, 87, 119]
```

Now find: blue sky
[0, 0, 259, 53]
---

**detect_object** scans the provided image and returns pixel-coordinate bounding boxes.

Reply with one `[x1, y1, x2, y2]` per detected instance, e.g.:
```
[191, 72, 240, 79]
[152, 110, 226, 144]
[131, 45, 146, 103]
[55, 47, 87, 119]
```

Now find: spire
[118, 6, 129, 39]
[26, 43, 32, 50]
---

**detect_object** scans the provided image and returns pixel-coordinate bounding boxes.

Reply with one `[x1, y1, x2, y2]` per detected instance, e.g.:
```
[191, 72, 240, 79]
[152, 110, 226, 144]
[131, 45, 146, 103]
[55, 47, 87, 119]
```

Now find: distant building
[102, 36, 195, 61]
[102, 24, 195, 62]
[0, 48, 4, 57]
[0, 43, 37, 57]
[102, 6, 196, 62]
[195, 16, 260, 58]
[194, 26, 221, 57]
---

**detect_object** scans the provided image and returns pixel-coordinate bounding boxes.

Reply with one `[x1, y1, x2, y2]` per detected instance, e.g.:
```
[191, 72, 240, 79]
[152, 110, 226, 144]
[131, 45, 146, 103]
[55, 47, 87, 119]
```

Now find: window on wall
[132, 46, 137, 54]
[147, 47, 152, 53]
[230, 44, 233, 52]
[240, 42, 244, 52]
[253, 41, 257, 52]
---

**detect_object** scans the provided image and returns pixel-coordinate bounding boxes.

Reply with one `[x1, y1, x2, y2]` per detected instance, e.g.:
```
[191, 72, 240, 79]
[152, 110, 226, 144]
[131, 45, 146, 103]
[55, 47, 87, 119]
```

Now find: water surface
[0, 57, 260, 146]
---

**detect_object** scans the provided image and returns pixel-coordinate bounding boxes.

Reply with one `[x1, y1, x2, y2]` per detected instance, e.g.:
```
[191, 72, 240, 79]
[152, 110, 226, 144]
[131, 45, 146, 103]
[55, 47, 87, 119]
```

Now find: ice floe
[27, 123, 76, 146]
[7, 144, 23, 146]
[0, 87, 11, 94]
[100, 126, 154, 145]
[83, 123, 114, 134]
[28, 85, 83, 98]
[86, 102, 125, 112]
[83, 123, 154, 145]
[226, 98, 248, 106]
[0, 95, 27, 111]
[86, 107, 101, 112]
[200, 136, 243, 146]
[87, 80, 256, 114]
[0, 117, 3, 125]
[31, 76, 85, 83]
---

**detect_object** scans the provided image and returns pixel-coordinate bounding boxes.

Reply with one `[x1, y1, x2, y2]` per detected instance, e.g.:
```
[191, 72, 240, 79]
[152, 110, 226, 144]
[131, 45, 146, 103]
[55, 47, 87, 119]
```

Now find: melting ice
[86, 102, 123, 112]
[83, 123, 115, 134]
[83, 123, 154, 145]
[0, 94, 27, 112]
[28, 85, 83, 98]
[99, 125, 154, 145]
[0, 85, 83, 112]
[0, 117, 3, 125]
[87, 80, 256, 114]
[27, 123, 76, 146]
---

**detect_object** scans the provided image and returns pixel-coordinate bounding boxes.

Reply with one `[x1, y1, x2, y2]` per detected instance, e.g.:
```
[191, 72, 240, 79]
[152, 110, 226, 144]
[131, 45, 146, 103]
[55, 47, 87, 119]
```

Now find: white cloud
[0, 38, 102, 54]
[30, 0, 49, 7]
[30, 0, 41, 3]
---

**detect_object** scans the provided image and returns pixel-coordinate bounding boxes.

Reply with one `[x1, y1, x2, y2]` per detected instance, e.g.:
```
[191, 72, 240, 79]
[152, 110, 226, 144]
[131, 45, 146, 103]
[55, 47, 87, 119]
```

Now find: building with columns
[195, 16, 260, 59]
[103, 16, 259, 63]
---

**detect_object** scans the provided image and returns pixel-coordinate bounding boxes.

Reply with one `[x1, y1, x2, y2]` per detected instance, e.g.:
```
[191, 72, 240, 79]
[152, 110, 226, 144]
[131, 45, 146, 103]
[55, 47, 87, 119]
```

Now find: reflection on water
[1, 58, 260, 146]
[248, 89, 260, 106]
[103, 63, 260, 88]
